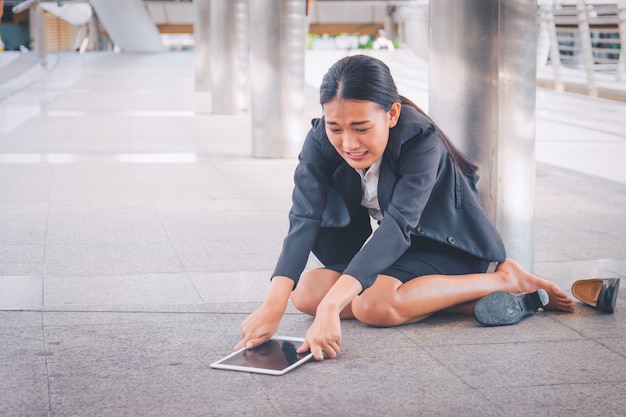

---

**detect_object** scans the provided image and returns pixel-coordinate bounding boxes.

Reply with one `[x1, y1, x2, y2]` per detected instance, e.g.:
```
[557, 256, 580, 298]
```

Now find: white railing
[539, 0, 626, 95]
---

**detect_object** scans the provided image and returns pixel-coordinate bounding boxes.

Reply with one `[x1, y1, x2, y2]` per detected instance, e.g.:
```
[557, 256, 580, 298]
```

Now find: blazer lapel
[378, 153, 397, 214]
[333, 163, 362, 209]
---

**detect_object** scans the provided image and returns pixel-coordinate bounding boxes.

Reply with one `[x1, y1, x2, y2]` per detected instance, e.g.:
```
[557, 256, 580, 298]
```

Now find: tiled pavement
[1, 49, 625, 416]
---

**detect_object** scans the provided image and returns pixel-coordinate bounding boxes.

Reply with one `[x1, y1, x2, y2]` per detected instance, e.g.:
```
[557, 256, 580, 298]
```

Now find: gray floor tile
[0, 165, 52, 202]
[0, 277, 42, 310]
[47, 356, 275, 417]
[189, 270, 272, 303]
[479, 382, 626, 417]
[48, 199, 157, 216]
[400, 313, 584, 346]
[551, 305, 626, 339]
[0, 356, 50, 417]
[258, 346, 506, 417]
[43, 242, 184, 276]
[46, 213, 170, 245]
[0, 313, 44, 356]
[44, 273, 202, 309]
[0, 244, 44, 277]
[1, 49, 626, 417]
[423, 339, 626, 389]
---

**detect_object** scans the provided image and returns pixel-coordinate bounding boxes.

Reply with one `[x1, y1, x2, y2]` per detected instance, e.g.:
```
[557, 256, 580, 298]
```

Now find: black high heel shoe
[571, 278, 620, 314]
[474, 289, 549, 326]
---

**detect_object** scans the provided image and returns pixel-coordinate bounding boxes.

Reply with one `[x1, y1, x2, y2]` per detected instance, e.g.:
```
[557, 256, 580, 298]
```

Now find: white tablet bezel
[210, 336, 313, 376]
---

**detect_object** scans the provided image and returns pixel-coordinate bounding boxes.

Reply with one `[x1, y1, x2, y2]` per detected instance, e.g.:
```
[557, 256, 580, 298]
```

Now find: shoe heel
[525, 289, 549, 311]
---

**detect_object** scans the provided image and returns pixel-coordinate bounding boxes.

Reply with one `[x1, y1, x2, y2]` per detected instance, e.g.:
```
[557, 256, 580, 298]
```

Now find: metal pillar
[576, 1, 598, 96]
[30, 6, 47, 66]
[234, 0, 249, 112]
[429, 0, 537, 271]
[384, 6, 395, 40]
[194, 0, 211, 91]
[398, 4, 429, 60]
[209, 0, 239, 114]
[249, 0, 307, 158]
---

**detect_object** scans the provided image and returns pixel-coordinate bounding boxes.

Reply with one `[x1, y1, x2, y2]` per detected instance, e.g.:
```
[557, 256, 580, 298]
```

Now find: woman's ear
[389, 102, 401, 127]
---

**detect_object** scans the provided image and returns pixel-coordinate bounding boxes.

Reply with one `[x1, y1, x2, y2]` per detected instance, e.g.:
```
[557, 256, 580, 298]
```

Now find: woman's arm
[234, 276, 294, 350]
[236, 121, 338, 351]
[297, 274, 362, 360]
[343, 128, 442, 290]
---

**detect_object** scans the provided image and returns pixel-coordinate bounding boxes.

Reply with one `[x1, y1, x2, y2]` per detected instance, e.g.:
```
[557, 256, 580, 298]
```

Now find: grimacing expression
[323, 98, 401, 170]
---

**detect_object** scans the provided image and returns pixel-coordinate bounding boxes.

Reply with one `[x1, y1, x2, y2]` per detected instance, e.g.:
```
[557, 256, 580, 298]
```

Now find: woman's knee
[290, 269, 339, 316]
[352, 295, 401, 327]
[290, 290, 318, 316]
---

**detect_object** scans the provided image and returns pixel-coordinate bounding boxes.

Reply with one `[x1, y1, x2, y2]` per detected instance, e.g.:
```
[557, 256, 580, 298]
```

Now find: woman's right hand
[233, 276, 294, 351]
[234, 304, 283, 351]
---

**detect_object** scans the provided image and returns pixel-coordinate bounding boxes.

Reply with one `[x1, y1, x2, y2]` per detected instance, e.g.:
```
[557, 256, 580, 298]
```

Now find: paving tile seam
[0, 153, 266, 164]
[417, 344, 498, 401]
[592, 338, 626, 360]
[35, 307, 54, 417]
[4, 268, 277, 279]
[0, 307, 296, 315]
[241, 375, 282, 416]
[477, 380, 626, 390]
[414, 336, 591, 348]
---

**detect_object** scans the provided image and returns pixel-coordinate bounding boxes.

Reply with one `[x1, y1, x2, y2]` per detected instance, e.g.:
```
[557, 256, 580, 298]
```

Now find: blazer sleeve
[271, 121, 337, 288]
[343, 126, 443, 289]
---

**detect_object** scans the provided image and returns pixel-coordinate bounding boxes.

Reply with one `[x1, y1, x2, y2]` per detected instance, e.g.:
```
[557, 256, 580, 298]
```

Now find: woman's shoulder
[396, 104, 434, 133]
[387, 105, 440, 156]
[301, 117, 342, 163]
[307, 117, 338, 149]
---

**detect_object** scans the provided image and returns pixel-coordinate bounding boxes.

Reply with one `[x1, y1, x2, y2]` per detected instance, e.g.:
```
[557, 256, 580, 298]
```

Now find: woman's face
[323, 98, 401, 170]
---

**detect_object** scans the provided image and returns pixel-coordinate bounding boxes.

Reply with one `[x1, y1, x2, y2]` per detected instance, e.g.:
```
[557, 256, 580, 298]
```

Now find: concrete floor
[1, 49, 625, 417]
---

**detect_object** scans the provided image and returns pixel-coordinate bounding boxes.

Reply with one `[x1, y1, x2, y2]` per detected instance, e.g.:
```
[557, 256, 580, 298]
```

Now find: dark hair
[320, 55, 478, 175]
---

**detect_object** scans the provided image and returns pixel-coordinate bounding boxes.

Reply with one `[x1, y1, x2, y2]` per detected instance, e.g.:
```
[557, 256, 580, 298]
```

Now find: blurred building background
[0, 0, 624, 90]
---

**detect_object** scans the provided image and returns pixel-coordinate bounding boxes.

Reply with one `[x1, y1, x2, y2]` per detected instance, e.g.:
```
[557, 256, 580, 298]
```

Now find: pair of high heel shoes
[473, 278, 620, 326]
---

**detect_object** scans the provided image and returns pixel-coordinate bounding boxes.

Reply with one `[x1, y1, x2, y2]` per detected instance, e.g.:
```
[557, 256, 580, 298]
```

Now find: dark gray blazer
[272, 105, 506, 290]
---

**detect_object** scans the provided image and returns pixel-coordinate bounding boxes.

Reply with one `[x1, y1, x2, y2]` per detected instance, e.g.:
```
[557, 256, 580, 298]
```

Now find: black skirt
[323, 236, 490, 283]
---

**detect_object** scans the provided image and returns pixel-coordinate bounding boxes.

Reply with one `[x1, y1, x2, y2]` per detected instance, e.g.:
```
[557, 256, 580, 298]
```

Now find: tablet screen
[210, 336, 313, 375]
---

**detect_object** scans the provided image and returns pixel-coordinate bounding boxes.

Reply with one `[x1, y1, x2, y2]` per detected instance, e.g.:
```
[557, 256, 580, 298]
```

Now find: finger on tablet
[297, 339, 310, 354]
[234, 337, 260, 351]
[309, 343, 327, 361]
[311, 348, 325, 361]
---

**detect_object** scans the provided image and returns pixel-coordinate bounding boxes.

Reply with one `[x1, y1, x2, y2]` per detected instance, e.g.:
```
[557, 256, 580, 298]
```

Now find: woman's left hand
[297, 304, 342, 361]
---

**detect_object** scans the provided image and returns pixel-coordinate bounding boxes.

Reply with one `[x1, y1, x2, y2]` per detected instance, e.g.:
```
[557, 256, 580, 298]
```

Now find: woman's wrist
[316, 300, 341, 315]
[318, 274, 362, 314]
[262, 275, 294, 312]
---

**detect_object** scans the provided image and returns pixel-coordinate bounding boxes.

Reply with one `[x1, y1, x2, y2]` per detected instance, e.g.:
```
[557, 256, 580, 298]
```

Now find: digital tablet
[210, 336, 313, 376]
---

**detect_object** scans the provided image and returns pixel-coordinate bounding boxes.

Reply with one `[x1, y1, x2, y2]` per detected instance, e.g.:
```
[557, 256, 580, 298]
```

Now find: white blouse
[356, 158, 383, 221]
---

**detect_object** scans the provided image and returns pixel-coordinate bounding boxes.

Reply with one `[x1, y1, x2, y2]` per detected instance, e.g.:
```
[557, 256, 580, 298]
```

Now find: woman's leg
[351, 258, 575, 327]
[290, 268, 356, 319]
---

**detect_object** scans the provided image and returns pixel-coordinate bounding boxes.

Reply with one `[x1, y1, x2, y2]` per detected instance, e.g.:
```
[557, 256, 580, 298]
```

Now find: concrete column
[249, 0, 307, 158]
[194, 0, 211, 91]
[429, 0, 537, 271]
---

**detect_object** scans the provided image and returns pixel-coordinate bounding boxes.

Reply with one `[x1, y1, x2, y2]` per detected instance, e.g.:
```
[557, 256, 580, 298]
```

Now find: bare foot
[495, 259, 575, 313]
